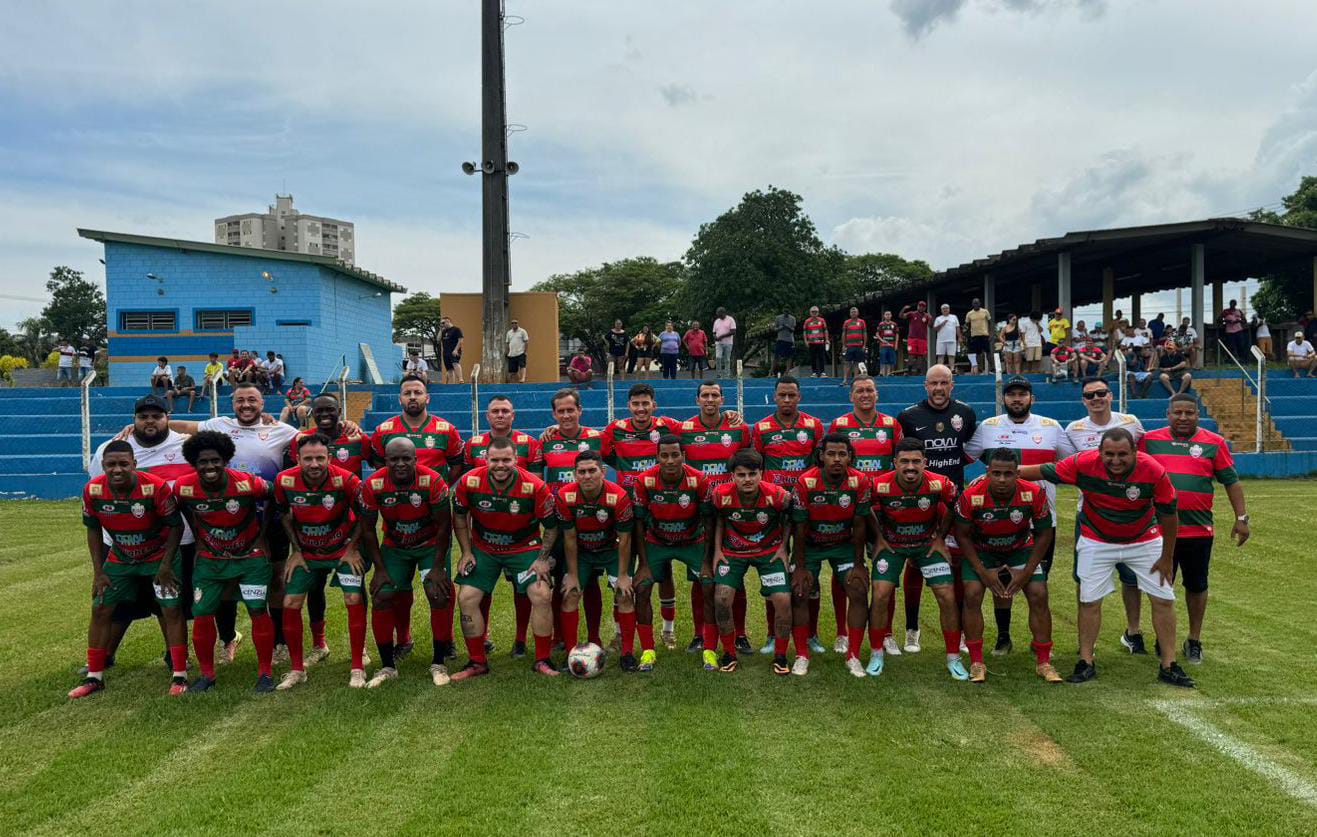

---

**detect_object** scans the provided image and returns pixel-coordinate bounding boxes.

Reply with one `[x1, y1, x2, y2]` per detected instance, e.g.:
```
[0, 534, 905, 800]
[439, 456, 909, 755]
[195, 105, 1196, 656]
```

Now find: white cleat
[271, 644, 290, 665]
[305, 645, 330, 667]
[791, 656, 810, 676]
[903, 629, 921, 654]
[348, 668, 367, 688]
[845, 657, 867, 678]
[960, 637, 969, 655]
[366, 667, 398, 688]
[882, 635, 902, 657]
[430, 663, 451, 686]
[275, 669, 306, 691]
[833, 635, 849, 654]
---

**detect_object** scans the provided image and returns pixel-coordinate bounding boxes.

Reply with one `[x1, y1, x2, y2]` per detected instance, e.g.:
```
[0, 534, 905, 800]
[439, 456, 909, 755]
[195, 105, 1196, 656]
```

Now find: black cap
[1004, 375, 1033, 393]
[133, 395, 170, 414]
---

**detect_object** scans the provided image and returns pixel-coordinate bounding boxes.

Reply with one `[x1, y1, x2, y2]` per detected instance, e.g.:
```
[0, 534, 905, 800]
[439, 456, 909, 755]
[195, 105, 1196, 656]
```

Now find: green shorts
[378, 545, 449, 594]
[645, 542, 705, 585]
[961, 549, 1047, 584]
[802, 545, 862, 584]
[460, 547, 542, 595]
[578, 549, 627, 588]
[872, 547, 953, 586]
[96, 552, 183, 608]
[714, 554, 789, 596]
[286, 558, 365, 596]
[192, 555, 272, 615]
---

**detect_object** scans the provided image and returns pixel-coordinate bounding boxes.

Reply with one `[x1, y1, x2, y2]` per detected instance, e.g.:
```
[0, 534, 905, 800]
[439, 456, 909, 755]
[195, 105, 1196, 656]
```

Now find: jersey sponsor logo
[100, 503, 115, 513]
[778, 458, 807, 471]
[239, 583, 267, 600]
[381, 495, 398, 506]
[982, 511, 994, 520]
[477, 499, 494, 510]
[1010, 509, 1024, 524]
[919, 561, 950, 579]
[336, 571, 363, 587]
[761, 571, 786, 586]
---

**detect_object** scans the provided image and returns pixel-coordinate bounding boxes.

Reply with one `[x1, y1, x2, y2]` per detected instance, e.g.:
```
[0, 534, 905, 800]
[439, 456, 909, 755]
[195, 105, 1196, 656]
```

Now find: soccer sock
[270, 606, 285, 645]
[994, 606, 1012, 640]
[847, 626, 866, 660]
[868, 626, 889, 655]
[534, 632, 552, 662]
[830, 576, 847, 634]
[942, 629, 962, 655]
[346, 603, 367, 670]
[1032, 640, 1053, 665]
[720, 632, 737, 656]
[733, 589, 747, 636]
[618, 611, 637, 655]
[434, 583, 455, 644]
[216, 600, 238, 644]
[393, 591, 414, 645]
[689, 585, 705, 634]
[638, 622, 655, 652]
[808, 592, 821, 637]
[251, 611, 274, 677]
[86, 647, 108, 680]
[464, 635, 488, 666]
[793, 625, 811, 658]
[168, 644, 188, 679]
[702, 622, 719, 652]
[774, 634, 789, 657]
[372, 605, 396, 669]
[903, 562, 924, 630]
[193, 615, 218, 679]
[283, 607, 305, 671]
[310, 620, 327, 650]
[660, 597, 676, 633]
[967, 639, 985, 665]
[514, 593, 532, 645]
[562, 608, 580, 648]
[583, 583, 603, 644]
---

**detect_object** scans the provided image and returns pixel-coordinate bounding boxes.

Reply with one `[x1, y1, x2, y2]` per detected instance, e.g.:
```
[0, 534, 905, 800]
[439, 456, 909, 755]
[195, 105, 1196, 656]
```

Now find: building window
[195, 309, 254, 331]
[118, 311, 177, 332]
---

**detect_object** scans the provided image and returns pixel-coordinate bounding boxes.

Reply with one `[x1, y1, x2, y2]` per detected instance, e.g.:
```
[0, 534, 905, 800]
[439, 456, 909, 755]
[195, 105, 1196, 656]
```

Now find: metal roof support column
[1131, 293, 1141, 324]
[1102, 267, 1114, 328]
[1057, 251, 1072, 324]
[1031, 283, 1042, 314]
[926, 288, 937, 368]
[982, 273, 996, 322]
[1312, 256, 1317, 313]
[1191, 244, 1205, 369]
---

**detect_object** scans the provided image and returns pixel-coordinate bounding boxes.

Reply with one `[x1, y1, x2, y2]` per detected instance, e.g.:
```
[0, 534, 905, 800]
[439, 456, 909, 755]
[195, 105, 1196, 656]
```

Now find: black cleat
[735, 636, 754, 656]
[687, 635, 704, 653]
[254, 674, 276, 694]
[187, 676, 216, 693]
[1183, 639, 1203, 665]
[1066, 659, 1097, 684]
[772, 655, 790, 676]
[718, 653, 738, 672]
[484, 638, 496, 654]
[394, 642, 414, 661]
[619, 653, 639, 672]
[1120, 631, 1148, 654]
[511, 641, 528, 659]
[1159, 661, 1196, 688]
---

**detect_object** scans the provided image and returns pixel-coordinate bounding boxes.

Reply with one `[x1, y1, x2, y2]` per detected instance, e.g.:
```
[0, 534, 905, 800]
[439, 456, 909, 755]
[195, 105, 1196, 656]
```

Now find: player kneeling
[953, 448, 1061, 684]
[789, 433, 871, 677]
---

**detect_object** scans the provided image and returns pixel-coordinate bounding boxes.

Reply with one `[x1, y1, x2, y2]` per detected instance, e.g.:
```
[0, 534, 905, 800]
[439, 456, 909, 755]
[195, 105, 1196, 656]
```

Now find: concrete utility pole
[479, 0, 512, 383]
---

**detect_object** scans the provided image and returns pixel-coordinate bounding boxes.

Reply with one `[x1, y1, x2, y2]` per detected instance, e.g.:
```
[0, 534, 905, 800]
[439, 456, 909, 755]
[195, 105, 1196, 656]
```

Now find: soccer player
[71, 441, 187, 698]
[632, 436, 711, 670]
[292, 393, 369, 477]
[359, 437, 454, 687]
[867, 438, 965, 680]
[706, 450, 794, 674]
[175, 431, 278, 693]
[451, 437, 559, 680]
[272, 433, 367, 690]
[558, 451, 639, 669]
[790, 433, 871, 677]
[1021, 428, 1195, 687]
[896, 364, 977, 654]
[953, 448, 1060, 684]
[875, 311, 900, 377]
[1138, 394, 1249, 663]
[964, 375, 1066, 655]
[839, 307, 867, 386]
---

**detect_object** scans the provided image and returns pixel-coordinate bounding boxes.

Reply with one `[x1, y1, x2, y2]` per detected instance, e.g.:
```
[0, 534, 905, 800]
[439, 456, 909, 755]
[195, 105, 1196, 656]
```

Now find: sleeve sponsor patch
[178, 484, 194, 497]
[141, 483, 155, 497]
[88, 482, 103, 497]
[281, 475, 296, 488]
[418, 474, 431, 487]
[971, 494, 984, 507]
[370, 478, 385, 490]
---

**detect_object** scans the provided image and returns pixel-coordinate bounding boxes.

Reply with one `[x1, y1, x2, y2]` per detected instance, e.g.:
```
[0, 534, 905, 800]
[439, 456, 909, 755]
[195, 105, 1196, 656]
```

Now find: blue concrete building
[78, 229, 405, 385]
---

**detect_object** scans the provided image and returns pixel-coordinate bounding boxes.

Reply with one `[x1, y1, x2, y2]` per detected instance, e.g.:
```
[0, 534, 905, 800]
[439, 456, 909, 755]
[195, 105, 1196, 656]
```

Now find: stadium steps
[1240, 375, 1317, 452]
[1195, 379, 1289, 452]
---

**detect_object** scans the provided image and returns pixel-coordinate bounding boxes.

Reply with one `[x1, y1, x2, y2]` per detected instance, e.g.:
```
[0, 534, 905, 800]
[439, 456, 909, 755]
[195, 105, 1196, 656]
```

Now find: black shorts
[442, 353, 460, 370]
[969, 335, 991, 354]
[774, 340, 794, 358]
[844, 347, 866, 363]
[1173, 537, 1212, 593]
[507, 354, 525, 373]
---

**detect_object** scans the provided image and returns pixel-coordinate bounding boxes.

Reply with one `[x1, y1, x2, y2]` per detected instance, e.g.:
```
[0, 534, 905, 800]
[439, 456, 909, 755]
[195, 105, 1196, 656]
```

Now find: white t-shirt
[1019, 319, 1044, 348]
[1289, 340, 1315, 358]
[153, 365, 173, 379]
[268, 357, 285, 376]
[89, 430, 195, 545]
[934, 314, 961, 343]
[197, 416, 299, 483]
[966, 412, 1067, 523]
[79, 350, 92, 370]
[58, 344, 76, 368]
[1063, 412, 1145, 455]
[506, 328, 529, 357]
[1255, 320, 1270, 339]
[405, 357, 429, 375]
[713, 316, 737, 345]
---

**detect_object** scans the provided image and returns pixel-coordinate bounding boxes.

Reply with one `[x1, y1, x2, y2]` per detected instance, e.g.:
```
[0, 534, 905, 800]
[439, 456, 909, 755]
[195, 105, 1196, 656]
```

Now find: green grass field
[2, 483, 1315, 836]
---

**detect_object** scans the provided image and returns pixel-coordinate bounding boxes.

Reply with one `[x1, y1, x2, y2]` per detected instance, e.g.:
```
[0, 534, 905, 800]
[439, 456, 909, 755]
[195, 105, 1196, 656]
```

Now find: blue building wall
[103, 241, 395, 385]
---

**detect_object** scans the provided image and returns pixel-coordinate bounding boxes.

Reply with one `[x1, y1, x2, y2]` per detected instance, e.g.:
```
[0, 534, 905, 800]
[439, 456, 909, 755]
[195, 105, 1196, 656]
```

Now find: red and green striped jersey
[710, 480, 793, 559]
[274, 465, 361, 560]
[555, 480, 634, 554]
[632, 464, 709, 546]
[464, 430, 544, 474]
[453, 466, 555, 555]
[175, 469, 269, 559]
[677, 414, 750, 485]
[1039, 450, 1176, 544]
[601, 415, 682, 490]
[803, 316, 828, 346]
[540, 426, 605, 494]
[371, 414, 464, 481]
[1138, 427, 1238, 538]
[359, 465, 449, 549]
[829, 411, 903, 474]
[288, 426, 369, 477]
[876, 320, 900, 347]
[790, 466, 871, 548]
[751, 412, 823, 490]
[870, 470, 956, 549]
[954, 476, 1051, 554]
[842, 318, 867, 348]
[82, 471, 180, 564]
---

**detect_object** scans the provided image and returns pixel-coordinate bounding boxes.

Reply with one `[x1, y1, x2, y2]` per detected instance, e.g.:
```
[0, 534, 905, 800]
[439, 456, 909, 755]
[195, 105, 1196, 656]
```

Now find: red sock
[346, 603, 367, 670]
[830, 575, 847, 633]
[87, 647, 108, 676]
[562, 609, 580, 647]
[193, 615, 217, 678]
[465, 635, 487, 665]
[168, 644, 188, 675]
[514, 592, 532, 644]
[808, 594, 821, 636]
[720, 632, 737, 656]
[284, 607, 305, 670]
[689, 585, 705, 633]
[430, 604, 453, 644]
[393, 591, 413, 644]
[638, 623, 655, 652]
[1032, 640, 1053, 664]
[479, 593, 492, 628]
[534, 632, 552, 661]
[942, 629, 962, 655]
[660, 599, 676, 623]
[774, 634, 789, 656]
[584, 583, 603, 644]
[703, 622, 719, 652]
[733, 588, 747, 635]
[618, 611, 637, 655]
[869, 626, 889, 652]
[793, 625, 810, 658]
[847, 625, 865, 660]
[310, 619, 327, 650]
[251, 611, 274, 677]
[371, 604, 395, 647]
[764, 600, 775, 636]
[967, 639, 984, 665]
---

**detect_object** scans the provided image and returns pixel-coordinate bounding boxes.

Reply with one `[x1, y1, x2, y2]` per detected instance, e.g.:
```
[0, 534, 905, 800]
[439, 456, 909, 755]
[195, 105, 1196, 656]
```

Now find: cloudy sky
[2, 0, 1314, 328]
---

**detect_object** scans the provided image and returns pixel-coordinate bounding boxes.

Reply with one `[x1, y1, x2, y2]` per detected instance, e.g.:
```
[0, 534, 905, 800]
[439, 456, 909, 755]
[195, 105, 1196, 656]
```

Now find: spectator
[1125, 345, 1155, 398]
[150, 356, 173, 395]
[658, 320, 682, 379]
[875, 310, 900, 377]
[1070, 320, 1090, 347]
[1048, 343, 1076, 382]
[963, 298, 992, 374]
[1123, 319, 1152, 368]
[1172, 317, 1200, 367]
[1076, 336, 1109, 377]
[802, 306, 828, 378]
[226, 350, 255, 386]
[1220, 299, 1246, 360]
[713, 307, 737, 377]
[1047, 307, 1071, 350]
[933, 303, 960, 368]
[506, 318, 530, 383]
[1148, 312, 1167, 344]
[630, 325, 655, 377]
[265, 351, 285, 392]
[56, 338, 77, 386]
[683, 320, 709, 378]
[404, 348, 430, 383]
[1287, 330, 1315, 378]
[168, 365, 197, 413]
[202, 352, 225, 397]
[840, 306, 867, 386]
[566, 348, 594, 387]
[900, 300, 932, 375]
[440, 316, 465, 384]
[1159, 339, 1193, 396]
[1020, 310, 1045, 373]
[279, 377, 313, 424]
[1110, 309, 1131, 341]
[772, 309, 796, 376]
[999, 314, 1023, 375]
[78, 345, 93, 382]
[1089, 321, 1108, 350]
[605, 319, 629, 379]
[1252, 314, 1272, 360]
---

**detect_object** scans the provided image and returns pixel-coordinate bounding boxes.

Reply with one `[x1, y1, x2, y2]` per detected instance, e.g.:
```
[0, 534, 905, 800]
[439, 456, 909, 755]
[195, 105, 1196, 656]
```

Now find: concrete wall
[439, 292, 560, 383]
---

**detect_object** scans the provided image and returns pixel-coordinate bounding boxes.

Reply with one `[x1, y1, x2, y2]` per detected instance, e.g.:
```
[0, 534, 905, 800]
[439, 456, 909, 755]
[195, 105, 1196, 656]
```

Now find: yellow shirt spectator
[1048, 315, 1070, 344]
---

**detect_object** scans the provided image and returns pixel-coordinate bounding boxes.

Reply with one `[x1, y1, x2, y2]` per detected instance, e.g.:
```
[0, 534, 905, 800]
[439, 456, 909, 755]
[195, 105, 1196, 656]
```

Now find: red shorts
[907, 338, 927, 356]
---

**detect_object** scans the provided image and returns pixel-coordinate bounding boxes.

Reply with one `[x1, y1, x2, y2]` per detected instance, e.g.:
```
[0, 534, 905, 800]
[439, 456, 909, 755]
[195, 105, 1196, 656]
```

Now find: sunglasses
[1082, 389, 1111, 400]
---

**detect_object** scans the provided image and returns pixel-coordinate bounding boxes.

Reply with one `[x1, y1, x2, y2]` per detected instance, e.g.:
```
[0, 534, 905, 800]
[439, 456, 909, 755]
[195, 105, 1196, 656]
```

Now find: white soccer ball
[567, 642, 606, 679]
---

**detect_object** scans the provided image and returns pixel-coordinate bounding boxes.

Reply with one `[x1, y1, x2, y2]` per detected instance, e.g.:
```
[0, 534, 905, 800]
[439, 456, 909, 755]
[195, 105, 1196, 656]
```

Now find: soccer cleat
[619, 653, 639, 673]
[532, 659, 560, 677]
[772, 655, 790, 676]
[807, 635, 827, 654]
[865, 653, 885, 677]
[703, 649, 719, 671]
[218, 631, 243, 665]
[687, 635, 704, 653]
[791, 656, 810, 676]
[367, 667, 399, 688]
[969, 662, 987, 683]
[1183, 639, 1203, 665]
[430, 663, 451, 686]
[511, 641, 528, 659]
[169, 676, 189, 696]
[1036, 662, 1063, 683]
[833, 635, 849, 654]
[305, 644, 330, 667]
[946, 658, 970, 681]
[718, 653, 738, 672]
[904, 629, 922, 653]
[662, 629, 677, 650]
[450, 661, 490, 682]
[758, 637, 776, 655]
[735, 636, 754, 656]
[394, 642, 413, 661]
[882, 635, 902, 656]
[1066, 660, 1097, 684]
[960, 636, 969, 654]
[639, 649, 657, 672]
[271, 643, 289, 665]
[254, 674, 276, 694]
[845, 657, 867, 678]
[484, 638, 496, 654]
[992, 636, 1013, 656]
[348, 669, 367, 688]
[68, 677, 105, 700]
[362, 650, 372, 667]
[1120, 631, 1148, 655]
[276, 670, 307, 691]
[1158, 661, 1196, 688]
[187, 676, 217, 693]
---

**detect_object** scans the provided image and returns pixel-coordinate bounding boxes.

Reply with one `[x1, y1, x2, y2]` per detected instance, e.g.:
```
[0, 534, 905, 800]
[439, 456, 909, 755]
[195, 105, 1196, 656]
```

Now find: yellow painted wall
[439, 292, 560, 383]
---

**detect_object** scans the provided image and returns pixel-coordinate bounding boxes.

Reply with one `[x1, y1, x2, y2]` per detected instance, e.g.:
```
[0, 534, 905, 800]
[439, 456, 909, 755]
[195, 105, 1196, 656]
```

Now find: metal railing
[336, 363, 350, 408]
[735, 359, 745, 417]
[469, 363, 481, 436]
[1216, 339, 1271, 453]
[993, 353, 1003, 416]
[1114, 348, 1127, 414]
[80, 370, 98, 471]
[606, 361, 615, 423]
[207, 374, 219, 418]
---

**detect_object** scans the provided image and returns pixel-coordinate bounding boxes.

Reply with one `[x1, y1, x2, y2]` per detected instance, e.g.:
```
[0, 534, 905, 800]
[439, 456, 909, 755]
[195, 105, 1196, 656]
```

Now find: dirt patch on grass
[1009, 727, 1074, 770]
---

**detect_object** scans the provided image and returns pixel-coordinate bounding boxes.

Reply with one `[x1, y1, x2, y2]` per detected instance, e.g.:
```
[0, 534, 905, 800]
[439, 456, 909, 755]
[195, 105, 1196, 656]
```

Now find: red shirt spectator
[683, 326, 708, 358]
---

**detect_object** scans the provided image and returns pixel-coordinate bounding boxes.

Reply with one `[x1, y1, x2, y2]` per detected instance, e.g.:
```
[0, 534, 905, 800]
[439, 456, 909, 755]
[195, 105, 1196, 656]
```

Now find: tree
[41, 266, 105, 346]
[0, 327, 19, 358]
[391, 292, 445, 353]
[14, 317, 53, 366]
[532, 258, 684, 361]
[831, 252, 934, 304]
[1251, 176, 1317, 321]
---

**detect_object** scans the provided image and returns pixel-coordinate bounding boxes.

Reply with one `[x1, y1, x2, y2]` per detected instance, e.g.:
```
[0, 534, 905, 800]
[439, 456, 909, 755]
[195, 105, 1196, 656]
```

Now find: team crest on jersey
[226, 499, 240, 514]
[952, 414, 964, 431]
[579, 441, 590, 452]
[425, 437, 436, 449]
[935, 421, 945, 433]
[508, 500, 521, 514]
[130, 502, 146, 518]
[1125, 486, 1141, 500]
[721, 433, 733, 446]
[336, 448, 349, 462]
[838, 494, 851, 509]
[321, 495, 335, 510]
[756, 511, 769, 524]
[1189, 444, 1203, 459]
[648, 430, 660, 443]
[595, 508, 609, 522]
[678, 494, 691, 508]
[258, 430, 270, 441]
[876, 430, 888, 442]
[917, 497, 931, 511]
[1010, 509, 1024, 524]
[1032, 433, 1043, 445]
[796, 431, 809, 444]
[410, 493, 423, 507]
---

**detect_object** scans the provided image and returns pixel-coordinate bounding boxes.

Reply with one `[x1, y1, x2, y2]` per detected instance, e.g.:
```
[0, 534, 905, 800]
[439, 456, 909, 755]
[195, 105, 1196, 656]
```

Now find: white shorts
[1075, 535, 1174, 603]
[936, 340, 957, 356]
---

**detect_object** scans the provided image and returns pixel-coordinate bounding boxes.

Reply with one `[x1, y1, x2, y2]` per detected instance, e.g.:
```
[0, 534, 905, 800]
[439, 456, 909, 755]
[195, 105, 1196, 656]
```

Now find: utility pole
[479, 0, 511, 383]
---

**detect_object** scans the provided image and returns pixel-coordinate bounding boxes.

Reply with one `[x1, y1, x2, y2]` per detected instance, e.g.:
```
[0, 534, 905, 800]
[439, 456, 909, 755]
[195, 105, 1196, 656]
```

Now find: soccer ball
[566, 643, 606, 679]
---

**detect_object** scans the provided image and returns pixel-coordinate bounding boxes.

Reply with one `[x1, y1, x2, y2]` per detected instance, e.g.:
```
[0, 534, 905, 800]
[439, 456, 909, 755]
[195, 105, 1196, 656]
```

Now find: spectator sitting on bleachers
[279, 377, 313, 424]
[566, 348, 594, 387]
[1076, 337, 1108, 377]
[265, 351, 285, 392]
[226, 350, 255, 386]
[1125, 345, 1155, 398]
[1049, 343, 1076, 382]
[168, 366, 197, 412]
[1287, 330, 1315, 378]
[1159, 339, 1193, 396]
[150, 356, 173, 395]
[202, 352, 224, 396]
[404, 349, 430, 383]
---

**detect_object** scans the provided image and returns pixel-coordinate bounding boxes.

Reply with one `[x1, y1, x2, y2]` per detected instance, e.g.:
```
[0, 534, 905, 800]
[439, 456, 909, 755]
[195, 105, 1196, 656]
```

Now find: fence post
[469, 364, 481, 436]
[736, 359, 745, 417]
[80, 370, 98, 472]
[1114, 348, 1127, 415]
[1251, 345, 1266, 453]
[606, 361, 615, 424]
[993, 353, 1004, 416]
[208, 374, 219, 419]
